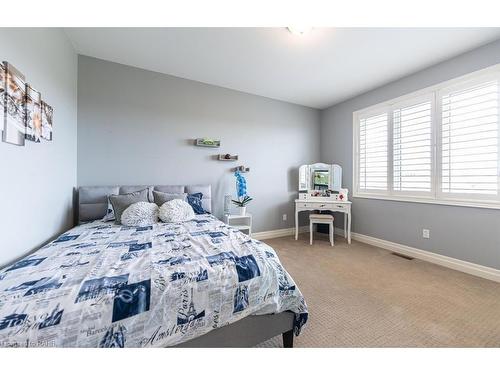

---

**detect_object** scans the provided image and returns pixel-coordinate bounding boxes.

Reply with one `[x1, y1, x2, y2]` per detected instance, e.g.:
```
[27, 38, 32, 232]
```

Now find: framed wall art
[2, 61, 26, 146]
[0, 63, 4, 134]
[25, 84, 42, 143]
[41, 100, 53, 141]
[0, 60, 54, 146]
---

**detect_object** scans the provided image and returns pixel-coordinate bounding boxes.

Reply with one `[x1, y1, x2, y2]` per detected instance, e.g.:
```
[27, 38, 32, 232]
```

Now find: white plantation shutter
[354, 66, 500, 207]
[359, 112, 388, 191]
[441, 80, 499, 197]
[393, 100, 433, 193]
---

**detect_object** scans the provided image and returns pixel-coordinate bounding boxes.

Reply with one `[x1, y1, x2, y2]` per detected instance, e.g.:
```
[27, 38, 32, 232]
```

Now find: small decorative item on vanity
[338, 188, 349, 201]
[232, 170, 252, 216]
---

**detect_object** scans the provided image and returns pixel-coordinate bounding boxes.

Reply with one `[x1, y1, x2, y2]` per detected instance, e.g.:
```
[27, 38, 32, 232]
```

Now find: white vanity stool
[309, 214, 334, 246]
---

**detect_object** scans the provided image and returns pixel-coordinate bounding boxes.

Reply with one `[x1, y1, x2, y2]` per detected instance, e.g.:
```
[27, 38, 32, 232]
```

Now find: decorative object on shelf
[195, 138, 221, 148]
[218, 153, 238, 161]
[231, 165, 250, 173]
[1, 60, 54, 146]
[232, 170, 252, 216]
[2, 61, 26, 146]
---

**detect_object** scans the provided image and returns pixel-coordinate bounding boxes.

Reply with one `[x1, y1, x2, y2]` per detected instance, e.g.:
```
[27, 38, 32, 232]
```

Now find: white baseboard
[253, 225, 343, 240]
[252, 226, 308, 240]
[254, 226, 500, 283]
[351, 232, 500, 283]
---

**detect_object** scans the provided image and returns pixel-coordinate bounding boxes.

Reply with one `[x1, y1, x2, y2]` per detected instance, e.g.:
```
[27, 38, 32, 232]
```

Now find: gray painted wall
[321, 39, 500, 269]
[5, 33, 496, 270]
[0, 28, 78, 266]
[77, 55, 320, 232]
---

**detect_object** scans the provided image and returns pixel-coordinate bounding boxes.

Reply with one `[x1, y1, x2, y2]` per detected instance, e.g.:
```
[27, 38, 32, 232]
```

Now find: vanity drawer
[297, 202, 350, 212]
[297, 202, 326, 210]
[331, 203, 349, 212]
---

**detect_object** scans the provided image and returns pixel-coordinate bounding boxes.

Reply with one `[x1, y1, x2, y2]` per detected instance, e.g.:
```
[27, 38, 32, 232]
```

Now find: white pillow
[159, 199, 195, 223]
[121, 202, 159, 226]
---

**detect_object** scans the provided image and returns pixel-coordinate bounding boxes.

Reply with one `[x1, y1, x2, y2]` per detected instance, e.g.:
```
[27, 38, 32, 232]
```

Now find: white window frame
[353, 63, 500, 210]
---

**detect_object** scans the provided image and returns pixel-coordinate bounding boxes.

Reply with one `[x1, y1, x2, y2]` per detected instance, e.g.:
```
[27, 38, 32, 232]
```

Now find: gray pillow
[109, 189, 150, 224]
[152, 190, 187, 206]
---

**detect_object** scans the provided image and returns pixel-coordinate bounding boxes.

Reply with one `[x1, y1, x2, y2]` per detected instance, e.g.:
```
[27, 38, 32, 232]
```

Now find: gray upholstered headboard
[77, 184, 212, 223]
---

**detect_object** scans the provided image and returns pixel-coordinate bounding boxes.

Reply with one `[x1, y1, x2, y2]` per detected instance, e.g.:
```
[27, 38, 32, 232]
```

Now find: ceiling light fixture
[287, 27, 312, 36]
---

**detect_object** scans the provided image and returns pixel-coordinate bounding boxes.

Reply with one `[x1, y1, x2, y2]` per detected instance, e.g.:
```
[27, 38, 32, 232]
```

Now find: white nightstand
[225, 214, 252, 236]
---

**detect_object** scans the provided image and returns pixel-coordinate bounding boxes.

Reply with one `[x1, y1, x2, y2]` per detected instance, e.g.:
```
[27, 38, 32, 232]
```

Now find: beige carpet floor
[257, 234, 500, 347]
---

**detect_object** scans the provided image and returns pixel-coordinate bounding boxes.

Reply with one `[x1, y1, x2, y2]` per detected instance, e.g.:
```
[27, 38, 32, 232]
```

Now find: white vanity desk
[295, 162, 352, 244]
[294, 199, 352, 244]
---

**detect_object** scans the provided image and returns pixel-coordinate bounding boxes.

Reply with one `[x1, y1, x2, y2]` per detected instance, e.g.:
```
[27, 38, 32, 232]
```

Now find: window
[353, 64, 500, 208]
[359, 112, 388, 191]
[393, 99, 433, 194]
[441, 81, 498, 196]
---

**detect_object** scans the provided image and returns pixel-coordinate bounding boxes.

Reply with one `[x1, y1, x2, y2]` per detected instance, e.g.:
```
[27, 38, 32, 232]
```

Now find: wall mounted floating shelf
[232, 165, 250, 173]
[218, 154, 238, 161]
[195, 138, 221, 148]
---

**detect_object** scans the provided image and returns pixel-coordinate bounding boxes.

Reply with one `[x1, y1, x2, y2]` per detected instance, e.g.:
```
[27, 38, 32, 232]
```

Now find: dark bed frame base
[282, 329, 294, 348]
[173, 311, 295, 348]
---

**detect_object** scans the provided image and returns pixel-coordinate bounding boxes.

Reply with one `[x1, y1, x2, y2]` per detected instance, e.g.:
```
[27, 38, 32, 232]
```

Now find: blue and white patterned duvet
[0, 215, 308, 347]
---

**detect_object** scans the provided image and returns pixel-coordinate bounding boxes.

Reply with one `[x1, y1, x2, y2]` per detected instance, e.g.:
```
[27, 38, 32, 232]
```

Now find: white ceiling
[65, 28, 500, 109]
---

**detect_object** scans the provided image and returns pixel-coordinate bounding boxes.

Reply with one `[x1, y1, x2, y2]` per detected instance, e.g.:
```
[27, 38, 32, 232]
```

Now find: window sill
[352, 193, 500, 210]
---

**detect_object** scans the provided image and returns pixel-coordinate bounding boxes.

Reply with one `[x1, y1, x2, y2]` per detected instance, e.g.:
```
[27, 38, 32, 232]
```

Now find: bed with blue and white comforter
[0, 214, 308, 347]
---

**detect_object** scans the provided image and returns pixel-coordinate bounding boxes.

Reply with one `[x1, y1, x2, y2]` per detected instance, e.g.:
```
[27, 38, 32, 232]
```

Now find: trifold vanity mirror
[299, 163, 342, 192]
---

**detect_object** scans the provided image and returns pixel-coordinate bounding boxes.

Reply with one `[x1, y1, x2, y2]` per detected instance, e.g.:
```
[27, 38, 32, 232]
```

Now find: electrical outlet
[422, 229, 430, 239]
[282, 214, 287, 221]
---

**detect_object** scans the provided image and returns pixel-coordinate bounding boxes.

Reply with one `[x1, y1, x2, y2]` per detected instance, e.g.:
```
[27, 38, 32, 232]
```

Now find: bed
[0, 185, 308, 347]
